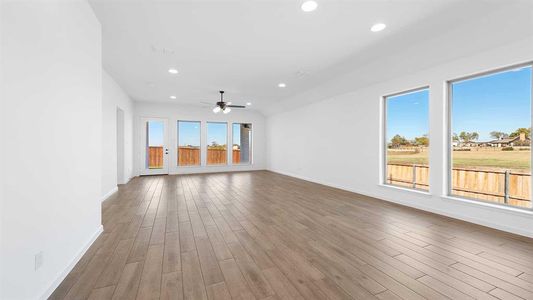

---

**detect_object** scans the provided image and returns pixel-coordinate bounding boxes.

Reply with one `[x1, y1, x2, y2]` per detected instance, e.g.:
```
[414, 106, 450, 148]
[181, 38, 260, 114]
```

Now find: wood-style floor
[50, 171, 533, 300]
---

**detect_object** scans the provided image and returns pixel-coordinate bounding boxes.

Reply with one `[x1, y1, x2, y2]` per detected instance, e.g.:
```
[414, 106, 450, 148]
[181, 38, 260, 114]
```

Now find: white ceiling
[89, 0, 531, 114]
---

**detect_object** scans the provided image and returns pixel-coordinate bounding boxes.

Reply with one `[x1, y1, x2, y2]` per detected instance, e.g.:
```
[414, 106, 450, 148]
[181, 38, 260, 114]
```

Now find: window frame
[382, 86, 431, 191]
[231, 122, 253, 165]
[206, 121, 229, 166]
[177, 120, 202, 167]
[446, 62, 533, 211]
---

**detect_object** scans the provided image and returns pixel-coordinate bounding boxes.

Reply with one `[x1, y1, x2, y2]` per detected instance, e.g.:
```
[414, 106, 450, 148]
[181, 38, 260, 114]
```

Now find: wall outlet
[35, 251, 44, 271]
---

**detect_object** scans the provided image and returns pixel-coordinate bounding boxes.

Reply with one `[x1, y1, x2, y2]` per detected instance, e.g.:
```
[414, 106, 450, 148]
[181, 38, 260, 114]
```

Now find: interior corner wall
[266, 36, 533, 238]
[0, 1, 103, 299]
[133, 102, 267, 175]
[102, 70, 134, 200]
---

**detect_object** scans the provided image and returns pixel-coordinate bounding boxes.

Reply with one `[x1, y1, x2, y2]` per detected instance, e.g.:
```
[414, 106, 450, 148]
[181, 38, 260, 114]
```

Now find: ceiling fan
[202, 91, 246, 114]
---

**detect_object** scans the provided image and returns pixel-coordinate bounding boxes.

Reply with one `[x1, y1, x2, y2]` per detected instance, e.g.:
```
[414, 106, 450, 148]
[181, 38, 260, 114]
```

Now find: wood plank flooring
[50, 171, 533, 300]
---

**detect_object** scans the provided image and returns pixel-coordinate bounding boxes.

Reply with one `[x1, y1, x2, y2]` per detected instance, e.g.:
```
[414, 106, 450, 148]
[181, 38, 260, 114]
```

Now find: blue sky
[207, 122, 227, 146]
[148, 121, 164, 146]
[149, 122, 236, 147]
[386, 89, 429, 141]
[452, 66, 531, 141]
[178, 121, 200, 146]
[387, 66, 532, 142]
[233, 124, 241, 146]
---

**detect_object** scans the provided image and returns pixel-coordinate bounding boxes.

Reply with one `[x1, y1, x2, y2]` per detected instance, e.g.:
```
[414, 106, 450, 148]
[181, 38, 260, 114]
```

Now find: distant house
[483, 133, 530, 147]
[457, 141, 479, 147]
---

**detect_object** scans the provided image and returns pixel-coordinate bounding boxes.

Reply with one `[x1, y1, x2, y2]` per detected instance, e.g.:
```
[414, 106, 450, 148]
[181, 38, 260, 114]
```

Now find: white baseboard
[267, 168, 533, 239]
[39, 225, 104, 300]
[101, 186, 118, 202]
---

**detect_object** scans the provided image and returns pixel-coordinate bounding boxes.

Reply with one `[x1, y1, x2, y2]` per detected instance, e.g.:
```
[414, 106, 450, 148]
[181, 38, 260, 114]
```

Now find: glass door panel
[141, 117, 169, 175]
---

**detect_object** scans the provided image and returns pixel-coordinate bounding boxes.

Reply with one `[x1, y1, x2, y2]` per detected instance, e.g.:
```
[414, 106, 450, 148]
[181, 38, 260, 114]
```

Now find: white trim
[101, 186, 118, 202]
[39, 225, 104, 300]
[441, 195, 533, 218]
[379, 183, 431, 196]
[170, 165, 263, 175]
[268, 169, 533, 238]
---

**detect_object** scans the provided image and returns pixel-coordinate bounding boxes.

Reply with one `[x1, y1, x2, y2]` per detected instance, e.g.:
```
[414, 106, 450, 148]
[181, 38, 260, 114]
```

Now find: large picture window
[177, 121, 201, 166]
[232, 123, 252, 164]
[207, 122, 228, 165]
[384, 88, 430, 191]
[449, 65, 532, 209]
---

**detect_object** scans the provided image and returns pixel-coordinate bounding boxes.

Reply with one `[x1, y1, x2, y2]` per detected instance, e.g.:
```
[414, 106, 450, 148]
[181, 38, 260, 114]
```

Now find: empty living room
[2, 0, 533, 299]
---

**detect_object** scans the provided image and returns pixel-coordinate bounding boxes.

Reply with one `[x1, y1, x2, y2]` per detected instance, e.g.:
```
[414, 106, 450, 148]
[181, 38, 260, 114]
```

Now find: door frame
[140, 117, 169, 175]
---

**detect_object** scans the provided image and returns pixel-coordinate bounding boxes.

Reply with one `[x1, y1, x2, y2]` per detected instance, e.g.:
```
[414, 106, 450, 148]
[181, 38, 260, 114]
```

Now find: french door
[141, 117, 169, 175]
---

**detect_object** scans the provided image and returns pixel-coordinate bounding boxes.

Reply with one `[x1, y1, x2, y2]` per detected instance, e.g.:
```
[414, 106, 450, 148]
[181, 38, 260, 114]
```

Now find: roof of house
[486, 135, 530, 144]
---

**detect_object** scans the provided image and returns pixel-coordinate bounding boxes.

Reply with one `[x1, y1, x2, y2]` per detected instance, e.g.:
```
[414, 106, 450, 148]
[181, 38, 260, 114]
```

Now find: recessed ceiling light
[301, 1, 318, 12]
[168, 68, 179, 74]
[246, 102, 252, 106]
[278, 83, 286, 88]
[170, 95, 176, 99]
[371, 23, 386, 32]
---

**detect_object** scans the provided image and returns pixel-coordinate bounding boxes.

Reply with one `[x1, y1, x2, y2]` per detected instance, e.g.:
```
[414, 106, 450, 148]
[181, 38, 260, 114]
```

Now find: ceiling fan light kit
[211, 91, 246, 114]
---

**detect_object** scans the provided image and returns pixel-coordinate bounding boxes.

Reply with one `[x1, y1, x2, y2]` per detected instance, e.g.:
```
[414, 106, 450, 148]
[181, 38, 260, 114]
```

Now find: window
[232, 123, 252, 164]
[449, 65, 532, 209]
[384, 88, 430, 191]
[177, 121, 201, 166]
[146, 120, 165, 169]
[207, 122, 227, 165]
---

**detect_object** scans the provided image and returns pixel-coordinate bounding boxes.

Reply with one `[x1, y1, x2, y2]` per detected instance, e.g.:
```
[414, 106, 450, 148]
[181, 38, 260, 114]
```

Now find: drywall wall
[0, 0, 4, 289]
[134, 102, 266, 175]
[0, 1, 103, 299]
[101, 70, 134, 200]
[267, 34, 533, 238]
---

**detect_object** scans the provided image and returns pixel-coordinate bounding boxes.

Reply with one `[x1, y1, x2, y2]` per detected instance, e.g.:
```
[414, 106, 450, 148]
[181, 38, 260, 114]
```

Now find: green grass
[387, 150, 531, 172]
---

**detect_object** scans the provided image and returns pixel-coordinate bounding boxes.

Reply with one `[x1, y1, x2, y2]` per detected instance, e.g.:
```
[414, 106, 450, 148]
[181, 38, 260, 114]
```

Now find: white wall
[101, 70, 134, 200]
[134, 102, 266, 175]
[0, 0, 4, 290]
[0, 1, 103, 299]
[267, 34, 533, 238]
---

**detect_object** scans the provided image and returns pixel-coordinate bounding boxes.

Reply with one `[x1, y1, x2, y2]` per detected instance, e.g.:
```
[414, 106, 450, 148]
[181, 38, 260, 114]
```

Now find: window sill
[177, 165, 202, 168]
[441, 195, 533, 217]
[379, 183, 431, 196]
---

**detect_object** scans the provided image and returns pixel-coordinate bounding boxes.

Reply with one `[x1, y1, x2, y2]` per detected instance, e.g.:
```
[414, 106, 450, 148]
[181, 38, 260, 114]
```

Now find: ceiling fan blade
[227, 105, 246, 108]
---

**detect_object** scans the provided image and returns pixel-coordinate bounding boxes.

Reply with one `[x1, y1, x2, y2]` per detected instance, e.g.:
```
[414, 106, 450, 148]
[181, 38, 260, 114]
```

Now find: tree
[452, 133, 459, 142]
[390, 134, 408, 148]
[459, 131, 479, 143]
[490, 131, 508, 140]
[509, 127, 531, 138]
[414, 135, 429, 146]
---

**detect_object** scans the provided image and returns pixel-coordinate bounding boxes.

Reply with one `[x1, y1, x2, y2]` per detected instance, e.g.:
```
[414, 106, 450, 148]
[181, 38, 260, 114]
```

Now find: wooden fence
[178, 147, 200, 166]
[149, 146, 241, 167]
[387, 163, 531, 208]
[148, 146, 164, 168]
[207, 148, 227, 165]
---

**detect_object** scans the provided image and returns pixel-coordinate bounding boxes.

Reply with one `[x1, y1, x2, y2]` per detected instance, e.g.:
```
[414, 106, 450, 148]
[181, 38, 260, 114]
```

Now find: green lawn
[387, 150, 531, 172]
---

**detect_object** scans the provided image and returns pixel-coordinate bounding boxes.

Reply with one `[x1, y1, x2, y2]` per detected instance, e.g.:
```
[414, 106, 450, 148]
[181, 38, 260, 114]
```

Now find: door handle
[165, 148, 168, 154]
